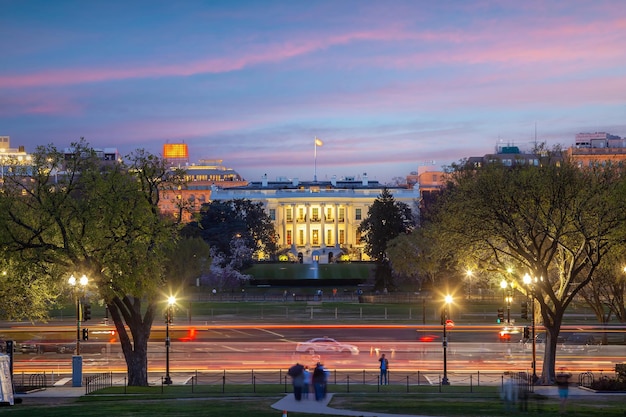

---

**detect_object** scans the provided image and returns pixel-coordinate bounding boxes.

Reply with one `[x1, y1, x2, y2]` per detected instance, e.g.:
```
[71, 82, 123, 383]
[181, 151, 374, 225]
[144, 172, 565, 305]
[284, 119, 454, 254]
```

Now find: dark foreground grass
[3, 385, 625, 417]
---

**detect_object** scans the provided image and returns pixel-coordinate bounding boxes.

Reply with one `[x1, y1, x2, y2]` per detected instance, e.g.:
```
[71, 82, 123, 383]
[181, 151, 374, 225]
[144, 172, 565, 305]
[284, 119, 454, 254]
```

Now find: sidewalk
[271, 393, 433, 417]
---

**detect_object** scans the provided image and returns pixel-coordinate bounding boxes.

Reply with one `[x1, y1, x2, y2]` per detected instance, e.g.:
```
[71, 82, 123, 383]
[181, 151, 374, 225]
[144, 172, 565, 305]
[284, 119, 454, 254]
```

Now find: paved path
[271, 393, 433, 417]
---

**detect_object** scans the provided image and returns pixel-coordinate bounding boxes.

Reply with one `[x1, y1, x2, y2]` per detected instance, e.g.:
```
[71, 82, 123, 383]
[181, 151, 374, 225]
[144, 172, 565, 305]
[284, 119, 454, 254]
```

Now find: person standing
[379, 353, 389, 385]
[556, 368, 572, 414]
[302, 366, 311, 399]
[312, 362, 326, 401]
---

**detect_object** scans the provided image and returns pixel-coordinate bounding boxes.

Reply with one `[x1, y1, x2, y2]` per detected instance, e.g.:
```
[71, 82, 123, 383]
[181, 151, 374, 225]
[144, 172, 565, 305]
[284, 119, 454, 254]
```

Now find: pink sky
[1, 1, 625, 183]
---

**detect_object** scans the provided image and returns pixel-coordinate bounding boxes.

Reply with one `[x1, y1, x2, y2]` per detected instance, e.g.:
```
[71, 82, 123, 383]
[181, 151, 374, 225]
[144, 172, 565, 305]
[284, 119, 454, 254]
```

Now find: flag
[315, 138, 323, 146]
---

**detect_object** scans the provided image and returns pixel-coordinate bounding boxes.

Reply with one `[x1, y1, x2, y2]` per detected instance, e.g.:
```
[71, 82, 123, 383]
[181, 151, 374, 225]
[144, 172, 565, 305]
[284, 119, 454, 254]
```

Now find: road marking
[258, 328, 285, 337]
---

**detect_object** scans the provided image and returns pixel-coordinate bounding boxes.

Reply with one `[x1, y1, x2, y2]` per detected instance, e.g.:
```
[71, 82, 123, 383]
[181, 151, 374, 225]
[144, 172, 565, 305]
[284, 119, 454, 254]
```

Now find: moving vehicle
[295, 337, 359, 355]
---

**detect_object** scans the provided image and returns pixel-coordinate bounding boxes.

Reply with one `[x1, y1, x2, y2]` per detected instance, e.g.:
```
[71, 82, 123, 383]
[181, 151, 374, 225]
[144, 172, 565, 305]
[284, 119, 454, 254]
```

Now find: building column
[320, 203, 326, 249]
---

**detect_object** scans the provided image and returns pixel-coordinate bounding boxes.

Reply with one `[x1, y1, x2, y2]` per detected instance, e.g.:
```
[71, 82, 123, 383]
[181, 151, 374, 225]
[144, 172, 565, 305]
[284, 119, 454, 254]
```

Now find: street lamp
[500, 280, 513, 325]
[441, 294, 453, 385]
[68, 274, 88, 387]
[523, 273, 538, 383]
[164, 295, 176, 385]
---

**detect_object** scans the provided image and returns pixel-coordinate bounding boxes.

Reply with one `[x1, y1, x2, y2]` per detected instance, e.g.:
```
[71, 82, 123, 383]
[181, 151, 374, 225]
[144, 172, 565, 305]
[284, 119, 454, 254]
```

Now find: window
[326, 229, 333, 245]
[326, 207, 332, 220]
[339, 230, 345, 245]
[338, 207, 345, 221]
[356, 232, 362, 245]
[286, 208, 292, 222]
[269, 209, 276, 220]
[312, 207, 319, 221]
[298, 208, 305, 221]
[286, 230, 292, 245]
[312, 230, 319, 245]
[298, 230, 304, 246]
[355, 208, 362, 220]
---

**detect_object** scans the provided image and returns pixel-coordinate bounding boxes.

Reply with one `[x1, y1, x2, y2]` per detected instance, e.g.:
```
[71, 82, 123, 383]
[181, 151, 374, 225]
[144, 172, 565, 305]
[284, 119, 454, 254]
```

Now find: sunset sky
[2, 1, 625, 183]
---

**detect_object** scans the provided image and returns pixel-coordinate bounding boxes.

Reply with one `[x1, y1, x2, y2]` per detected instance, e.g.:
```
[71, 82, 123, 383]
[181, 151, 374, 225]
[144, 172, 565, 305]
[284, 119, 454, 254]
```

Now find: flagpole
[314, 137, 318, 182]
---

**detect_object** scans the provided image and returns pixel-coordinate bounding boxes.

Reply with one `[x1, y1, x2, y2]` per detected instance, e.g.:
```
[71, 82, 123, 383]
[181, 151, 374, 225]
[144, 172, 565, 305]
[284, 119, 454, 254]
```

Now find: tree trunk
[108, 296, 155, 386]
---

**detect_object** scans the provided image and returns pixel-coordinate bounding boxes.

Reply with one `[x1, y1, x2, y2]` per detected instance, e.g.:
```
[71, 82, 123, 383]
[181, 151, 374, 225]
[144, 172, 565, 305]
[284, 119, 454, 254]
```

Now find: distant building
[0, 136, 32, 178]
[210, 173, 420, 264]
[158, 143, 247, 222]
[567, 132, 626, 167]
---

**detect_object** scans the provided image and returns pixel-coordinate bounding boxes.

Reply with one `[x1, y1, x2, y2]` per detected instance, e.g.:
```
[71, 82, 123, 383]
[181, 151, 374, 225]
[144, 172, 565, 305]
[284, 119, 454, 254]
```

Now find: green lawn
[6, 387, 625, 417]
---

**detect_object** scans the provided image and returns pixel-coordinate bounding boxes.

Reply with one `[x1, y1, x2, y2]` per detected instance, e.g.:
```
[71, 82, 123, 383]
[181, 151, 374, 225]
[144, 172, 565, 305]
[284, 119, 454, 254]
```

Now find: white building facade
[209, 175, 420, 263]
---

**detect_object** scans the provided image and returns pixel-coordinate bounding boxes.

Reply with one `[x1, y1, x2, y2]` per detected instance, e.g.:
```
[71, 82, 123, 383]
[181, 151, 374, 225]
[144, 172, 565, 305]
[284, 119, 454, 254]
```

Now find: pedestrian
[312, 362, 326, 401]
[500, 372, 516, 413]
[379, 353, 389, 385]
[302, 366, 311, 399]
[556, 368, 572, 414]
[288, 363, 305, 401]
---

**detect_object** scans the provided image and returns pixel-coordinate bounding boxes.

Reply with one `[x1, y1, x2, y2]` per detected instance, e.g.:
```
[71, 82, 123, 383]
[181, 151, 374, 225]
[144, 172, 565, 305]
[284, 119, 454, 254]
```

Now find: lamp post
[466, 270, 473, 300]
[68, 274, 88, 387]
[164, 295, 176, 385]
[523, 274, 538, 382]
[500, 280, 513, 325]
[441, 294, 453, 385]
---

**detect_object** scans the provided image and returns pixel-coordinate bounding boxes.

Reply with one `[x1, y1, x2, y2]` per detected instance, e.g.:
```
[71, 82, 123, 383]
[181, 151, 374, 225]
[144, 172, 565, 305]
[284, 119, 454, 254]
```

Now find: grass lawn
[244, 262, 374, 280]
[5, 386, 625, 417]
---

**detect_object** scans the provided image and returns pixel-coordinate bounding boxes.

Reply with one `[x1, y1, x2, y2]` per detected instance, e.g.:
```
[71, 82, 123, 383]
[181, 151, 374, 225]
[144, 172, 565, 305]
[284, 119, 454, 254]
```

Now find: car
[499, 325, 521, 341]
[416, 333, 440, 342]
[561, 333, 600, 353]
[295, 337, 359, 355]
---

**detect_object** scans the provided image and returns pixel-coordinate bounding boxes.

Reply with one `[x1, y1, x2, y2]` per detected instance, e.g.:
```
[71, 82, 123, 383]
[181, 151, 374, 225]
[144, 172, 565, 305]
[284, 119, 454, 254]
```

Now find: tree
[427, 160, 626, 383]
[0, 140, 176, 386]
[184, 199, 277, 265]
[165, 237, 211, 288]
[357, 188, 414, 289]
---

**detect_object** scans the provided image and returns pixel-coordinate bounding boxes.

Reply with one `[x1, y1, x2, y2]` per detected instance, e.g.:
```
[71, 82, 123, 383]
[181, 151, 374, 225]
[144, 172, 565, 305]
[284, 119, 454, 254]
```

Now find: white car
[295, 337, 359, 355]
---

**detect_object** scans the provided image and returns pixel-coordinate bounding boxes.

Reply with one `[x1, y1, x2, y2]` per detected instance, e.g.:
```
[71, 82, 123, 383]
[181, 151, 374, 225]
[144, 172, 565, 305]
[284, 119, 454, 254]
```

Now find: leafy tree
[357, 188, 414, 290]
[184, 199, 277, 265]
[165, 237, 211, 288]
[426, 160, 626, 383]
[358, 188, 414, 262]
[578, 247, 626, 328]
[0, 140, 176, 386]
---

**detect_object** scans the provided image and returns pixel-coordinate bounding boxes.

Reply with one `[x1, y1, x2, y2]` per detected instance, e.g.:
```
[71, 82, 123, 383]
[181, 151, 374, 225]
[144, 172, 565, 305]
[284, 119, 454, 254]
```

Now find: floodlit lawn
[244, 262, 373, 280]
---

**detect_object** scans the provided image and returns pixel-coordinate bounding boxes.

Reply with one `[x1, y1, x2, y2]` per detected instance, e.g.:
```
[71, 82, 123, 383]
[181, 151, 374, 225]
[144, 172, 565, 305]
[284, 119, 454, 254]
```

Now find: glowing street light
[164, 295, 176, 385]
[441, 294, 453, 385]
[523, 273, 538, 382]
[68, 274, 88, 387]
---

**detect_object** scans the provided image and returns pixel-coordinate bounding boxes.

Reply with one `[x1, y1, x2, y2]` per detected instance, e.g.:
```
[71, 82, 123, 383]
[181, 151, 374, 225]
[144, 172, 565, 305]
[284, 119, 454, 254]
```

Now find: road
[4, 324, 624, 376]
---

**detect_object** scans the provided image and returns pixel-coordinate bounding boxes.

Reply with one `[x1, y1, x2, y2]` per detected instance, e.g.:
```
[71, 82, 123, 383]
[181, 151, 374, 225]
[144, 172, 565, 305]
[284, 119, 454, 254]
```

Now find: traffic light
[523, 326, 530, 340]
[83, 303, 92, 321]
[497, 308, 504, 323]
[521, 301, 528, 320]
[82, 328, 89, 341]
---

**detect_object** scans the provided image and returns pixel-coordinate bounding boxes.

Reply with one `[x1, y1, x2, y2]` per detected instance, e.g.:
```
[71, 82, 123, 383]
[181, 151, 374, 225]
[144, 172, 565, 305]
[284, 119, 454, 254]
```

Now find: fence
[14, 369, 615, 395]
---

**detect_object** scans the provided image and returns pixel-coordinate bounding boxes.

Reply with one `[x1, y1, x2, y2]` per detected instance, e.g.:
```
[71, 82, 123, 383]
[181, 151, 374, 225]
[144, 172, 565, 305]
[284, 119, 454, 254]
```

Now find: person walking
[379, 353, 389, 385]
[500, 372, 516, 413]
[288, 363, 305, 401]
[556, 368, 572, 415]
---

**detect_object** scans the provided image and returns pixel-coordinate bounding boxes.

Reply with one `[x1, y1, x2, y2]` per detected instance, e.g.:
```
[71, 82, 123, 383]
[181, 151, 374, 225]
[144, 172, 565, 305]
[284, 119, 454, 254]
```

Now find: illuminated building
[209, 173, 420, 263]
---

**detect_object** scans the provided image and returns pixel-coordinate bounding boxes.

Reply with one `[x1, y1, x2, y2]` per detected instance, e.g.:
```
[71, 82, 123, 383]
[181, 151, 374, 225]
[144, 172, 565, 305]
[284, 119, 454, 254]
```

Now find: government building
[209, 173, 420, 264]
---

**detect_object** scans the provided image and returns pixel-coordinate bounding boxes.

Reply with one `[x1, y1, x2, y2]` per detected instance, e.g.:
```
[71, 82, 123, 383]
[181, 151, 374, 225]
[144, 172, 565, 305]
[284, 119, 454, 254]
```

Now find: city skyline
[2, 1, 625, 183]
